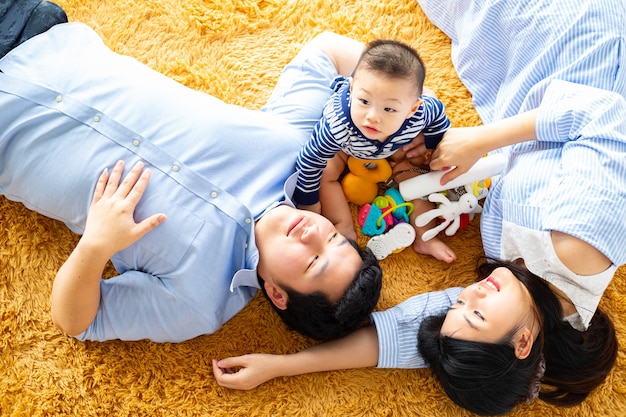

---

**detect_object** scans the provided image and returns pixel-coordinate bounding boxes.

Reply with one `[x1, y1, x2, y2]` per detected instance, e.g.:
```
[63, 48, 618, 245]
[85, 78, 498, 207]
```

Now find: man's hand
[51, 160, 165, 336]
[82, 160, 166, 258]
[392, 133, 429, 166]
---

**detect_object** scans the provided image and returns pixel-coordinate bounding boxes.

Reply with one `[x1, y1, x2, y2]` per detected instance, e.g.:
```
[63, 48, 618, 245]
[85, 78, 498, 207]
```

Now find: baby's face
[349, 69, 422, 142]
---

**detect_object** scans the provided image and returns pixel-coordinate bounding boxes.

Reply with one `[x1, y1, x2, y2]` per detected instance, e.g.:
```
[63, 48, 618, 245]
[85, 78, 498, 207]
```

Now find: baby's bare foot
[412, 236, 457, 263]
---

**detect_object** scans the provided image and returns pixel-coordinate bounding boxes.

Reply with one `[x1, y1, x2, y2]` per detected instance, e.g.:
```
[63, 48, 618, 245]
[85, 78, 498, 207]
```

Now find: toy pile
[342, 155, 505, 260]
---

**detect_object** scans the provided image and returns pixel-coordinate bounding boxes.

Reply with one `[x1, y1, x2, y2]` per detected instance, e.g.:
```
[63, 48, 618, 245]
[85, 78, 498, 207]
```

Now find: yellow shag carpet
[1, 0, 625, 416]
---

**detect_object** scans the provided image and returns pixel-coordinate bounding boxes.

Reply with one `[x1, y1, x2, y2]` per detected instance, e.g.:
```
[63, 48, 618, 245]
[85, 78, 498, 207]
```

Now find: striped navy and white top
[293, 77, 450, 205]
[372, 0, 626, 368]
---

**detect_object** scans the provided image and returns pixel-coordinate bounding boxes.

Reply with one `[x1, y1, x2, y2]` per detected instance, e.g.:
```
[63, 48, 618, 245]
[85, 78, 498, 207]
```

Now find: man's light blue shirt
[0, 23, 339, 342]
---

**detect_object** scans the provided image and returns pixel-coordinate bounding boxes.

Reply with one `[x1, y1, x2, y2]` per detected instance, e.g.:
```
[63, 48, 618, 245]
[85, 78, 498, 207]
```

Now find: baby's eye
[474, 311, 484, 321]
[456, 299, 465, 305]
[384, 107, 396, 113]
[360, 99, 370, 105]
[329, 232, 338, 242]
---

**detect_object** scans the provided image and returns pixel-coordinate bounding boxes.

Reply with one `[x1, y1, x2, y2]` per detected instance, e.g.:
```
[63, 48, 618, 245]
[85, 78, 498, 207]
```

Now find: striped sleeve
[420, 95, 450, 149]
[293, 109, 344, 205]
[371, 287, 462, 369]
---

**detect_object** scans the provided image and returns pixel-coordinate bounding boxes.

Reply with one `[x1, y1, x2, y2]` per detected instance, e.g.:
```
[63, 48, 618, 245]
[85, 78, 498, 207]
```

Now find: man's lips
[288, 216, 304, 236]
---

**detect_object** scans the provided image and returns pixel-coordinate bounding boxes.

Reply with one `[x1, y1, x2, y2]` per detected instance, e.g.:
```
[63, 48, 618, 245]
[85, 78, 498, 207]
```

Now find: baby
[293, 39, 456, 262]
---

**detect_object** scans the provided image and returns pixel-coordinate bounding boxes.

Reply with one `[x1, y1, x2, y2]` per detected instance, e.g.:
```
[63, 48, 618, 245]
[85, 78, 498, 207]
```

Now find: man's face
[255, 205, 362, 303]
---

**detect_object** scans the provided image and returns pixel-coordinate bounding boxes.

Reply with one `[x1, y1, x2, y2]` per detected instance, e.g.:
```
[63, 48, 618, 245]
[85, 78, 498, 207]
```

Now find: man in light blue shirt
[0, 5, 382, 343]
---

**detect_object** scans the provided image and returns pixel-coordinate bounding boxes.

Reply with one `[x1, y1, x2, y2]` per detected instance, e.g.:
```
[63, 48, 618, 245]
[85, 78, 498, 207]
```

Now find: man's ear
[263, 279, 288, 310]
[513, 328, 534, 359]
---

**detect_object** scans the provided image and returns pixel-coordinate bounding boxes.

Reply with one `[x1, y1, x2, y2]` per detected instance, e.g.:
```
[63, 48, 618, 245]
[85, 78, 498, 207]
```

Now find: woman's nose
[471, 283, 487, 299]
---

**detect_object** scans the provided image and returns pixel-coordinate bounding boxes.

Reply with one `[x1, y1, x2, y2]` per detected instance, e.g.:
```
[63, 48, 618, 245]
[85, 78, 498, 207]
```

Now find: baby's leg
[320, 153, 357, 240]
[410, 198, 457, 263]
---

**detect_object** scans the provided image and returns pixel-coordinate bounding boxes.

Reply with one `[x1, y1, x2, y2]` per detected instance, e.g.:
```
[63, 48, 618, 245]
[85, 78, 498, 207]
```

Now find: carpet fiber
[1, 0, 625, 415]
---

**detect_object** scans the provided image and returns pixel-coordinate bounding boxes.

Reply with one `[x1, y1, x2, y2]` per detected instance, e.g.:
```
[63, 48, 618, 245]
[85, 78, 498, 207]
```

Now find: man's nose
[300, 223, 320, 243]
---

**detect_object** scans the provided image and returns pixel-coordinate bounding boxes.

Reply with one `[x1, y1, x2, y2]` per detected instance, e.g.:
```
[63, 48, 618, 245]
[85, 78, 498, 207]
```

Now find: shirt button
[93, 115, 101, 122]
[245, 243, 248, 249]
[172, 165, 180, 172]
[245, 218, 252, 224]
[132, 139, 140, 146]
[210, 191, 218, 198]
[56, 95, 62, 103]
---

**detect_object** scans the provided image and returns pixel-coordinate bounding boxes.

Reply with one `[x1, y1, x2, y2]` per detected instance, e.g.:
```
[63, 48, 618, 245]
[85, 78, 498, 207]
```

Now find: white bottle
[398, 154, 507, 201]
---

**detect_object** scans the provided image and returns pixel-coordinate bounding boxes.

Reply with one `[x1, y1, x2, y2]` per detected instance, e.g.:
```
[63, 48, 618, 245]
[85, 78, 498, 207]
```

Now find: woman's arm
[51, 160, 165, 336]
[212, 325, 378, 390]
[429, 108, 539, 185]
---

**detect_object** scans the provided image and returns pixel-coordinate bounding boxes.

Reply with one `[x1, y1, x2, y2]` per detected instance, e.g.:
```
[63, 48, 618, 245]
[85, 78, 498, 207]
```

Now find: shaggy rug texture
[1, 0, 625, 416]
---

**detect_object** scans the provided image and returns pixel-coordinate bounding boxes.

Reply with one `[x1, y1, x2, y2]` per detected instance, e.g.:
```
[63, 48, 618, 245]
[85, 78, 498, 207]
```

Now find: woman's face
[441, 267, 537, 343]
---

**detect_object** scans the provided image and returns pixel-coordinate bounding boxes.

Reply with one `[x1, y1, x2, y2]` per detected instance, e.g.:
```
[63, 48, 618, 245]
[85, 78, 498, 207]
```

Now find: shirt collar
[230, 181, 298, 292]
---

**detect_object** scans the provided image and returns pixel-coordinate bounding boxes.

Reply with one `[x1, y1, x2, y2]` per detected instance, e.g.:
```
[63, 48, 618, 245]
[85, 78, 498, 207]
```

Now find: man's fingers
[116, 161, 146, 197]
[103, 160, 125, 196]
[135, 213, 166, 238]
[91, 168, 110, 203]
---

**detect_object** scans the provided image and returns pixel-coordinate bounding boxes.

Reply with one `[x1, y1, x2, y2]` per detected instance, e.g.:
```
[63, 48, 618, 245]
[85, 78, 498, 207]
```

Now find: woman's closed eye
[454, 300, 485, 321]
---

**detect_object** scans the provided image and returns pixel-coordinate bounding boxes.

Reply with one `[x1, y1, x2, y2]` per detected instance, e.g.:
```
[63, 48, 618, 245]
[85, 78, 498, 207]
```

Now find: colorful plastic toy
[358, 189, 414, 236]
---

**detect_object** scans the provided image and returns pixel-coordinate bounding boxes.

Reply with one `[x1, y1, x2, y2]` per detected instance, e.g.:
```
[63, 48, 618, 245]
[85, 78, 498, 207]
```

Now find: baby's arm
[319, 152, 356, 239]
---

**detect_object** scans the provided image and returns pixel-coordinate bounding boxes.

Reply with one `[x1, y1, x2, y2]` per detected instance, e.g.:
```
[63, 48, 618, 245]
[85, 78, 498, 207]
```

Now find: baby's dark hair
[258, 239, 382, 341]
[354, 39, 425, 96]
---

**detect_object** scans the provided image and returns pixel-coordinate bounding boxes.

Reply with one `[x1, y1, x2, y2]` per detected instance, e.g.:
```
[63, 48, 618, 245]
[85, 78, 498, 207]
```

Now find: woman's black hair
[417, 258, 618, 415]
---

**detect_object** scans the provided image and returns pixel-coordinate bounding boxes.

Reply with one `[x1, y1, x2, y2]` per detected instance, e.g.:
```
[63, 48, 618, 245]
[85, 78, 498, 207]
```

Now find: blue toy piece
[357, 188, 415, 236]
[384, 188, 411, 222]
[358, 203, 387, 236]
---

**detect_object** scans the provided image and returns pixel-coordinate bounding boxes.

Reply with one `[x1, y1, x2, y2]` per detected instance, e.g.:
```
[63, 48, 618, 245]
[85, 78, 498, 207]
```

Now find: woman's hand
[212, 326, 380, 390]
[212, 355, 284, 390]
[431, 109, 539, 185]
[429, 127, 488, 185]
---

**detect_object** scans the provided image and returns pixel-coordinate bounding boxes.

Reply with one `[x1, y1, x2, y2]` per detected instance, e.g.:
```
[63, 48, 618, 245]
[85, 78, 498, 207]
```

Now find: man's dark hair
[258, 239, 382, 340]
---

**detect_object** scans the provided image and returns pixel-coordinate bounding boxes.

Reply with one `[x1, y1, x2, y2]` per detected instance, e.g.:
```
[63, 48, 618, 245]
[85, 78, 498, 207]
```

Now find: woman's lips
[485, 276, 500, 291]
